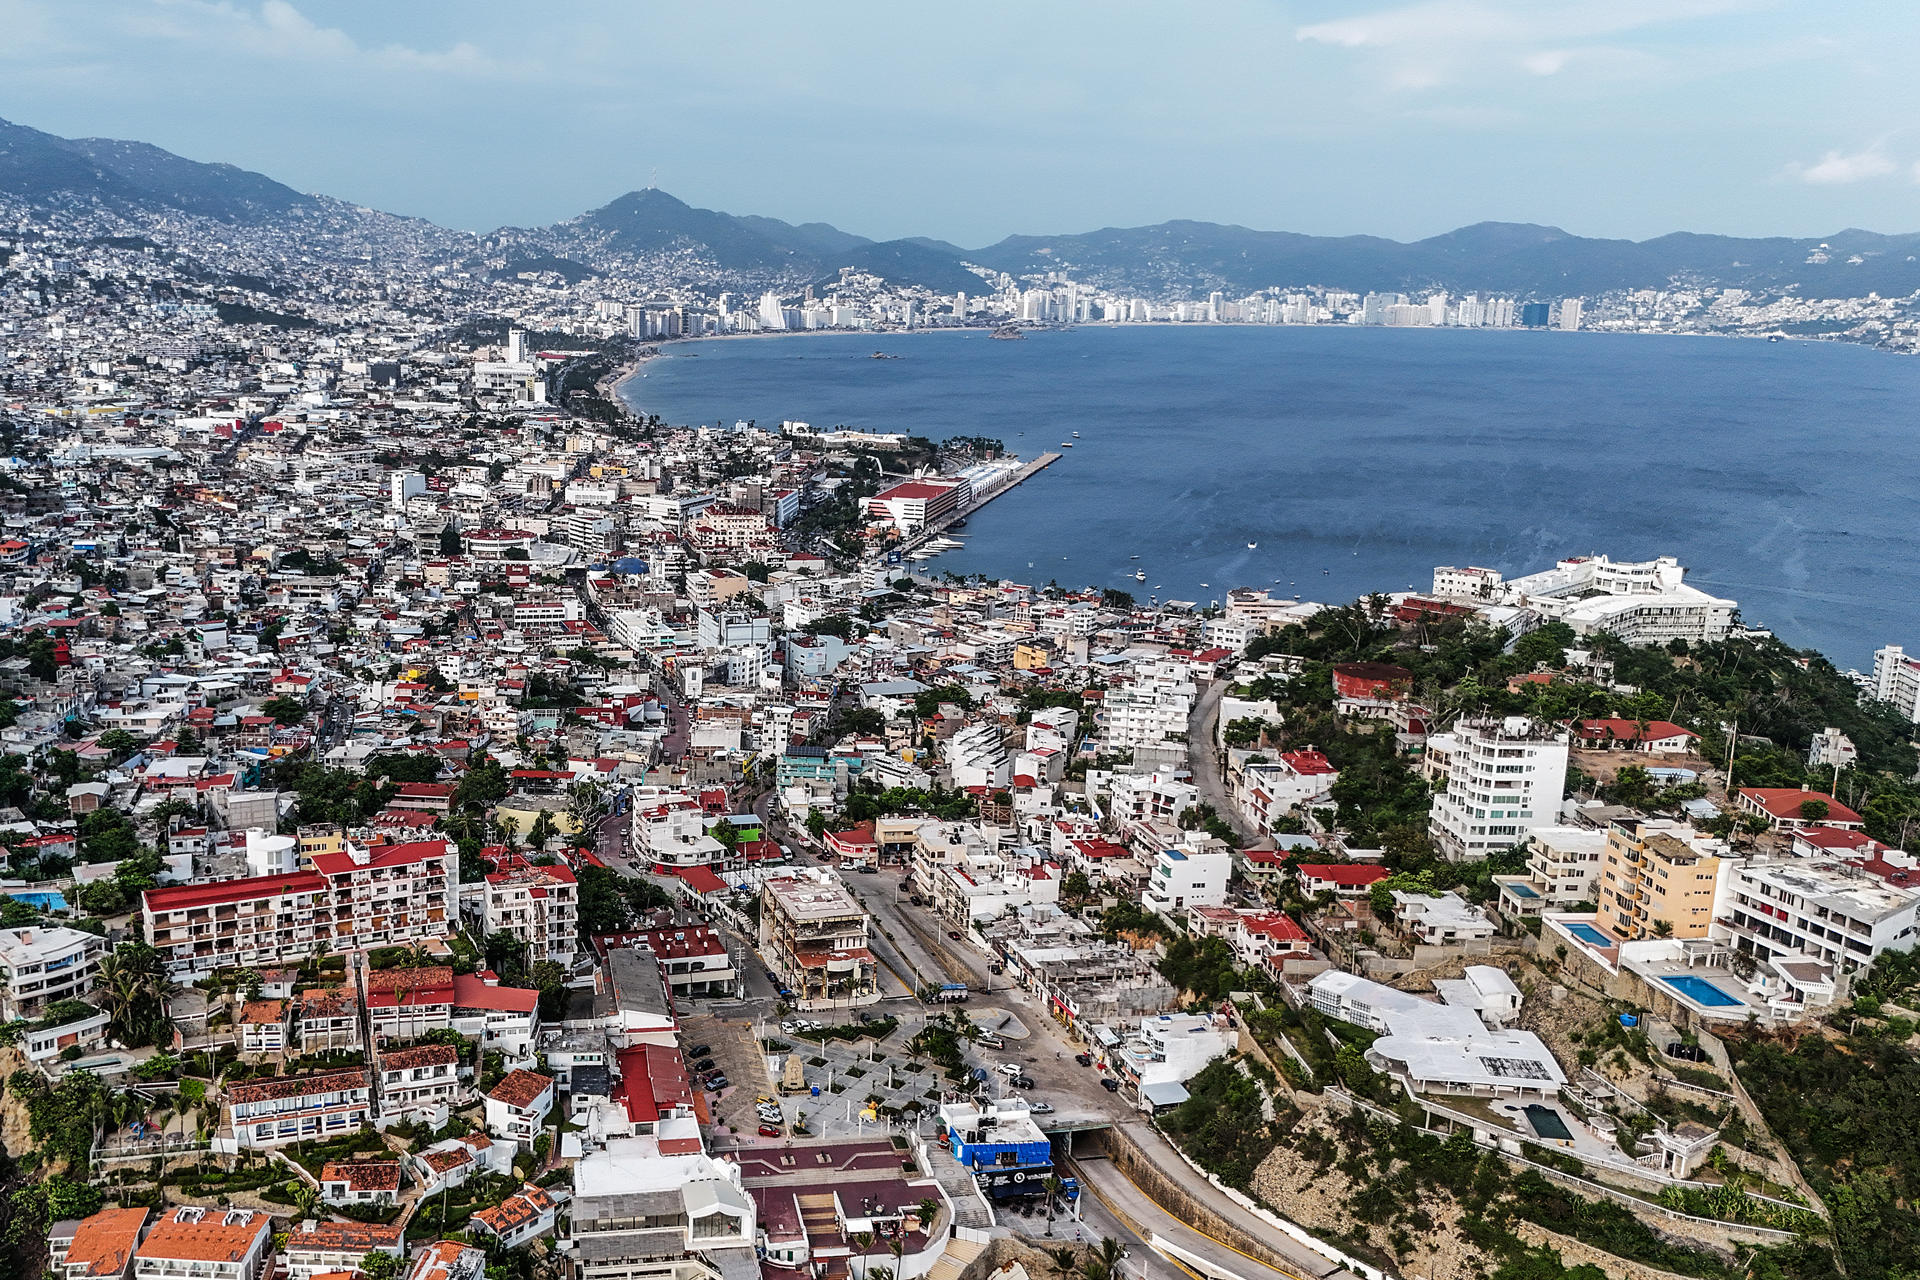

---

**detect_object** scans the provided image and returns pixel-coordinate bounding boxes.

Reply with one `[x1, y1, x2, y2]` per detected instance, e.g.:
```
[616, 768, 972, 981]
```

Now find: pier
[897, 451, 1061, 557]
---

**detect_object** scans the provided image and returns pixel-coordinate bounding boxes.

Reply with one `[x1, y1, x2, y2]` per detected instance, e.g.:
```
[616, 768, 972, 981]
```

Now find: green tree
[260, 695, 308, 726]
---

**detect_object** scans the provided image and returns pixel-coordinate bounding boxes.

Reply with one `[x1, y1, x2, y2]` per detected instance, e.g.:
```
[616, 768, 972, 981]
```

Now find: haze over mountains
[7, 114, 1920, 300]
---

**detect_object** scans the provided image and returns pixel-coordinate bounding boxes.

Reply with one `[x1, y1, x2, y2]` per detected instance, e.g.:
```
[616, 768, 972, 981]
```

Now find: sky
[3, 0, 1919, 245]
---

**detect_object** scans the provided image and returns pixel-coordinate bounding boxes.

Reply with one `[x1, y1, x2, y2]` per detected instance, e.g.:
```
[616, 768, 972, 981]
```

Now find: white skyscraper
[757, 292, 787, 331]
[1557, 298, 1584, 331]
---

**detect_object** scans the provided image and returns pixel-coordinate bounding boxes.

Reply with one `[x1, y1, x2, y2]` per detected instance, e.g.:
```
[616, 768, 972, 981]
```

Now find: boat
[1060, 442, 1074, 448]
[1071, 431, 1081, 438]
[1129, 554, 1140, 560]
[1133, 570, 1146, 581]
[1246, 541, 1258, 550]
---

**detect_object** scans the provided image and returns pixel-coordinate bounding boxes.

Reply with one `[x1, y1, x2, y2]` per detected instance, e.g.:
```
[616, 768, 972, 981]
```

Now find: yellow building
[1596, 819, 1732, 941]
[296, 823, 347, 867]
[1013, 643, 1055, 671]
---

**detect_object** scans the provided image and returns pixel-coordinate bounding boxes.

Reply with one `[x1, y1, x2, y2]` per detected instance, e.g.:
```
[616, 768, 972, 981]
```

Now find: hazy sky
[4, 0, 1918, 244]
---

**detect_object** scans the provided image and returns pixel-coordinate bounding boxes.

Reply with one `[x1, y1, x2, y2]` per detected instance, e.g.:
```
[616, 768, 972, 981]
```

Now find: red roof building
[1295, 863, 1390, 897]
[1737, 787, 1864, 831]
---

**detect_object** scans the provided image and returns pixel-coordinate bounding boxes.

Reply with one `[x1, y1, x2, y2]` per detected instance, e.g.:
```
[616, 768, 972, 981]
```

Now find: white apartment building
[1871, 645, 1920, 724]
[1428, 716, 1569, 862]
[482, 864, 581, 965]
[1495, 824, 1609, 917]
[484, 1068, 556, 1146]
[1716, 859, 1920, 976]
[0, 926, 104, 1021]
[1432, 555, 1736, 645]
[227, 1069, 373, 1149]
[142, 837, 457, 977]
[1101, 659, 1196, 749]
[565, 1138, 759, 1280]
[374, 1043, 463, 1126]
[1391, 891, 1495, 947]
[1143, 838, 1232, 914]
[134, 1208, 272, 1280]
[945, 721, 1012, 789]
[1107, 772, 1198, 828]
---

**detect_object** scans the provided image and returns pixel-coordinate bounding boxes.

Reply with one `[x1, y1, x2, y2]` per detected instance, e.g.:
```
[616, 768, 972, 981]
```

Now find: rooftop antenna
[649, 167, 658, 190]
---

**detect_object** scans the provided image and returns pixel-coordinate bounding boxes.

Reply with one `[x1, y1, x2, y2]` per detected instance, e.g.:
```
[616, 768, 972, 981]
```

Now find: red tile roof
[59, 1207, 147, 1279]
[1740, 788, 1863, 824]
[143, 871, 326, 913]
[487, 1068, 554, 1110]
[1296, 863, 1389, 887]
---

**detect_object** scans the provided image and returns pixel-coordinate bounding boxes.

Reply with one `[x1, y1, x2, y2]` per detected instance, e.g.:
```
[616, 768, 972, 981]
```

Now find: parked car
[1029, 1100, 1054, 1114]
[1100, 1078, 1121, 1093]
[706, 1075, 730, 1090]
[1013, 1075, 1035, 1090]
[758, 1124, 783, 1137]
[687, 1044, 712, 1058]
[693, 1058, 716, 1074]
[948, 930, 963, 940]
[1074, 1053, 1094, 1067]
[997, 1063, 1022, 1077]
[976, 1034, 1005, 1050]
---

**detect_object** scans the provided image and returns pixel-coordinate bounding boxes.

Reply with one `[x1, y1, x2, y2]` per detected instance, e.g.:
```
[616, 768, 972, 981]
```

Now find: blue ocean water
[624, 326, 1920, 668]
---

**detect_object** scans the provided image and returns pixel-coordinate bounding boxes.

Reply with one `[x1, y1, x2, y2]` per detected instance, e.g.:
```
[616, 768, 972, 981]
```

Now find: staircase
[926, 1237, 986, 1280]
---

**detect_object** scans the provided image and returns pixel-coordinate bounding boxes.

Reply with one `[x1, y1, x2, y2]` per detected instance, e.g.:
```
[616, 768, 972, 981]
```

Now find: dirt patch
[1249, 1104, 1492, 1280]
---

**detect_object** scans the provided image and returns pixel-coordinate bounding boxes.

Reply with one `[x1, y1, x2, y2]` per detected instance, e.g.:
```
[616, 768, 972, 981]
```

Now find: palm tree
[291, 1179, 321, 1221]
[1083, 1236, 1125, 1280]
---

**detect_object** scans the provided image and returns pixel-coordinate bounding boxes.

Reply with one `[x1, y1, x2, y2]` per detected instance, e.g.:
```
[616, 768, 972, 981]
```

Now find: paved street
[1188, 678, 1252, 842]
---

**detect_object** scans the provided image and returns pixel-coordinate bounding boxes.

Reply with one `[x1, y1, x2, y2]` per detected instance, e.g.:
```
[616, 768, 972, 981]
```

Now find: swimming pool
[1506, 882, 1539, 899]
[1563, 922, 1614, 947]
[1660, 975, 1744, 1007]
[8, 890, 68, 911]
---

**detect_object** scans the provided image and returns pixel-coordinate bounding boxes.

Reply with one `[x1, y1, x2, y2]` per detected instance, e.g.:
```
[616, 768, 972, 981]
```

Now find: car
[1074, 1053, 1093, 1067]
[758, 1124, 783, 1137]
[707, 1076, 731, 1090]
[1667, 1042, 1711, 1062]
[687, 1044, 711, 1058]
[976, 1034, 1005, 1050]
[1029, 1101, 1055, 1114]
[1013, 1076, 1035, 1090]
[693, 1058, 716, 1074]
[780, 1022, 799, 1034]
[948, 930, 963, 940]
[1100, 1077, 1121, 1092]
[756, 1094, 776, 1106]
[997, 1063, 1022, 1077]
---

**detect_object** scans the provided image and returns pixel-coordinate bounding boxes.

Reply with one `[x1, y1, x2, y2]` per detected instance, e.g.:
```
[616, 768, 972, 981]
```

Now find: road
[1188, 679, 1251, 842]
[1069, 1137, 1345, 1280]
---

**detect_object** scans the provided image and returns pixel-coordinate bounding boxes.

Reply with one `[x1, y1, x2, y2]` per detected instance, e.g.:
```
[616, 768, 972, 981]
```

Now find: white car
[1028, 1100, 1055, 1114]
[996, 1062, 1022, 1077]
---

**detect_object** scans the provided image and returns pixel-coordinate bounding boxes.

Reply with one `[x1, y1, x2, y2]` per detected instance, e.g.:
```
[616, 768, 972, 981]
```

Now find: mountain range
[6, 113, 1920, 301]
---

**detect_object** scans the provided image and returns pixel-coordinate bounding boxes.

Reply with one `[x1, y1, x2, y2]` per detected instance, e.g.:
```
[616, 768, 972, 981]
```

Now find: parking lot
[680, 1013, 779, 1142]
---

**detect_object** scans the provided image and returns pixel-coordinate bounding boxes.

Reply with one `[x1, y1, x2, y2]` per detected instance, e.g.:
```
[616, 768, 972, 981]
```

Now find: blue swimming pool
[1506, 882, 1539, 899]
[1564, 922, 1613, 947]
[8, 890, 68, 911]
[1660, 975, 1744, 1007]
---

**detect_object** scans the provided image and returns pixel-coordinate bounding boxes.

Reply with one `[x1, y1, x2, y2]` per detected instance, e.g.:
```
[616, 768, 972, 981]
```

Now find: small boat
[1133, 570, 1146, 581]
[1246, 541, 1257, 550]
[1060, 442, 1074, 448]
[1129, 554, 1140, 560]
[1071, 431, 1081, 438]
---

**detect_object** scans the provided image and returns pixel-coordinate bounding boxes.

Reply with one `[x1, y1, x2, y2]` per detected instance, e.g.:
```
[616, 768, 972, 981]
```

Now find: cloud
[1791, 149, 1896, 184]
[137, 0, 517, 77]
[1296, 0, 1756, 91]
